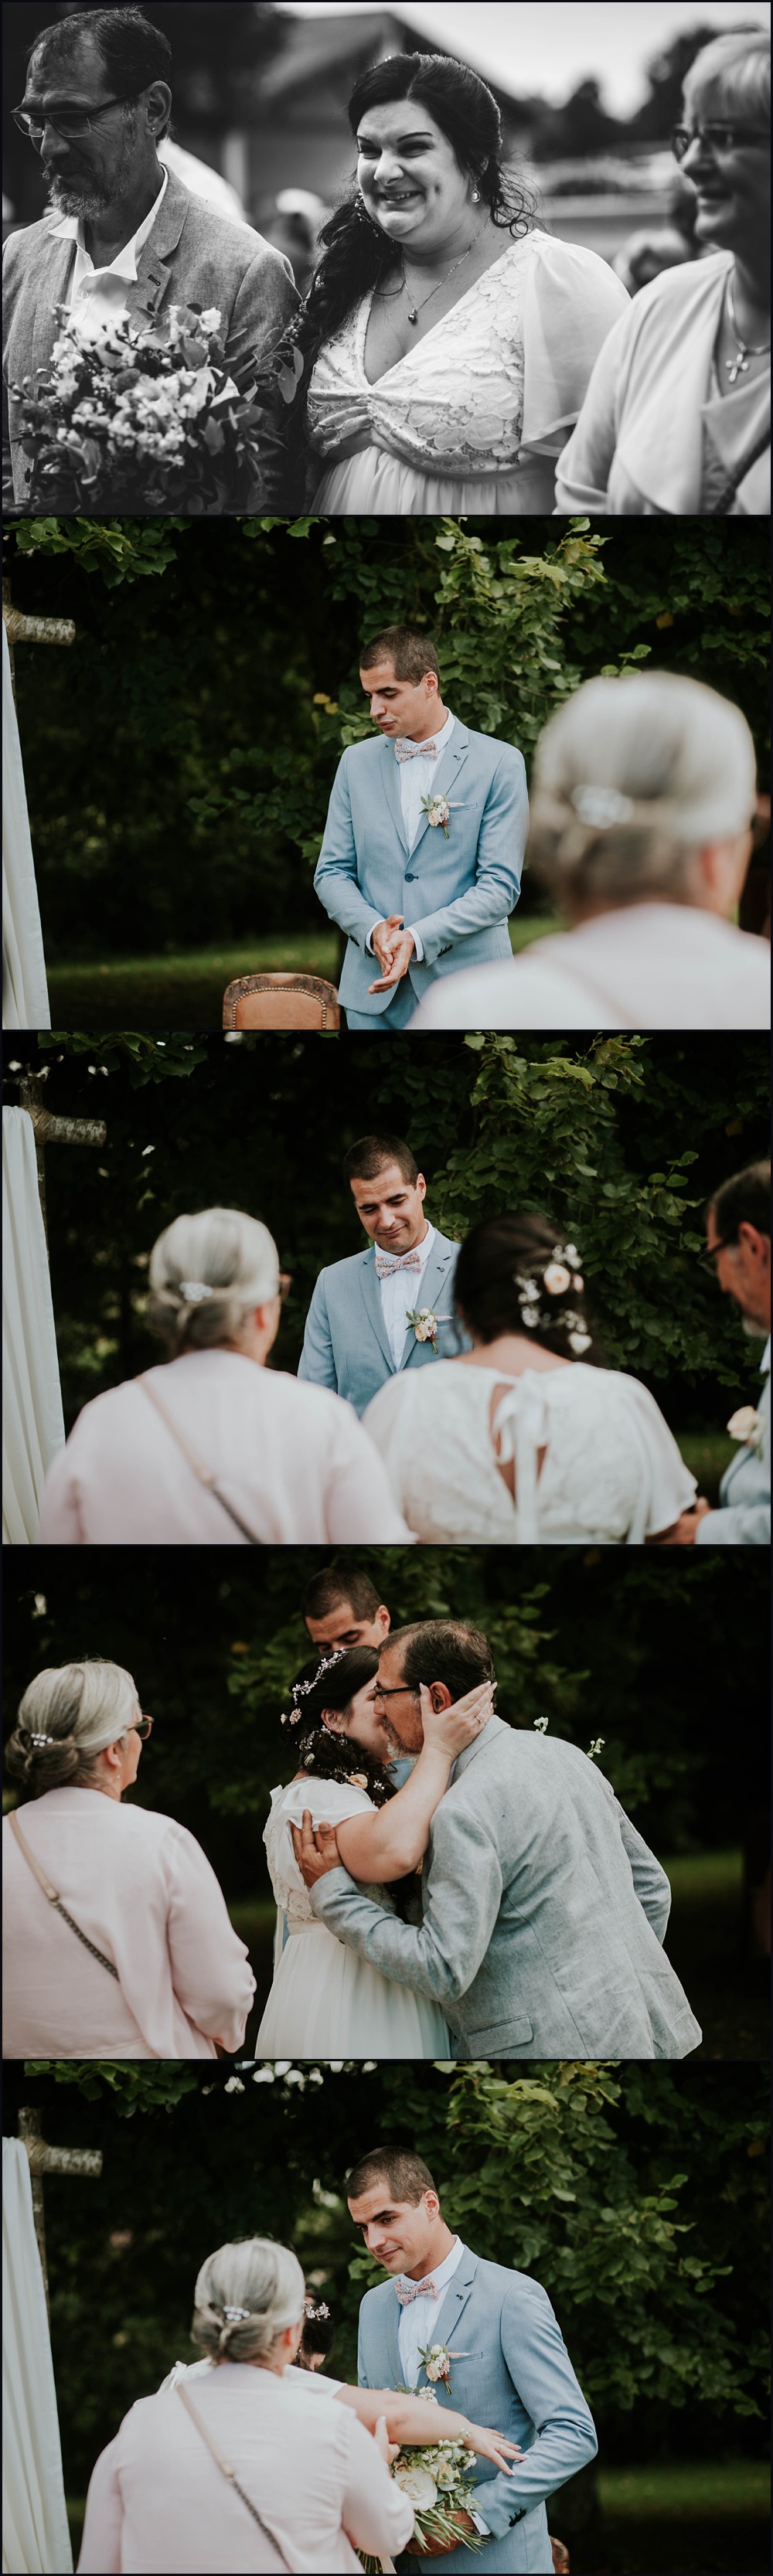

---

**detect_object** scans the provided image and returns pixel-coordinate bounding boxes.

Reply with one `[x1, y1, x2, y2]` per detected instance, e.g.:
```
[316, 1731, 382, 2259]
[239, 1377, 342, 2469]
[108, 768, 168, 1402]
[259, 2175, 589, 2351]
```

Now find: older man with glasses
[3, 3, 296, 510]
[556, 27, 770, 513]
[662, 1161, 770, 1546]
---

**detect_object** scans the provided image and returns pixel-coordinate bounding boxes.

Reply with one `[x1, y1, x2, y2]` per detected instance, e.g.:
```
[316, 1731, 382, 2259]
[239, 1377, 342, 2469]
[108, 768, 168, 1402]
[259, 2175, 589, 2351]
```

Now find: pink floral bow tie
[394, 737, 438, 761]
[395, 2276, 439, 2305]
[375, 1248, 424, 1278]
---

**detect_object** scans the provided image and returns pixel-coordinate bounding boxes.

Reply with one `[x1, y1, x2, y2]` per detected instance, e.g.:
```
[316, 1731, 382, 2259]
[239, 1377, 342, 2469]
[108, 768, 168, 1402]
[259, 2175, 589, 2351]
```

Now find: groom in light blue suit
[313, 626, 527, 1029]
[298, 1131, 468, 1417]
[349, 2144, 596, 2575]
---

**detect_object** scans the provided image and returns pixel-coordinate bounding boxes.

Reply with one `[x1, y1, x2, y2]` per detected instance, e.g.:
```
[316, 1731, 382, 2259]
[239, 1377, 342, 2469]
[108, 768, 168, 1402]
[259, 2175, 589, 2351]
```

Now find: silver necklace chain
[724, 276, 771, 381]
[376, 222, 488, 328]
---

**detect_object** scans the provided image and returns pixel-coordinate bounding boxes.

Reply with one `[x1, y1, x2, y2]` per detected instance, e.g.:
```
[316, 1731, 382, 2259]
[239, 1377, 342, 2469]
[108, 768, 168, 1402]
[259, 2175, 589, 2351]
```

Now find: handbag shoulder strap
[138, 1376, 262, 1545]
[9, 1807, 120, 1982]
[175, 2380, 293, 2569]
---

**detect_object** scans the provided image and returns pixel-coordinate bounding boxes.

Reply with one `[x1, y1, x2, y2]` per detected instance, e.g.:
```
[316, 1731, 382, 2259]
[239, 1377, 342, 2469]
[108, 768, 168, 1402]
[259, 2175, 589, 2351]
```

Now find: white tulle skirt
[311, 445, 558, 516]
[255, 1921, 449, 2059]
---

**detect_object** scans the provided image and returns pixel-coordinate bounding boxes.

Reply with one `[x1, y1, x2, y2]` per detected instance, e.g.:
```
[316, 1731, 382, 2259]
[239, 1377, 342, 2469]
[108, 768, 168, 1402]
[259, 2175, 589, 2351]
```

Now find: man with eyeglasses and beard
[3, 4, 296, 510]
[662, 1160, 770, 1545]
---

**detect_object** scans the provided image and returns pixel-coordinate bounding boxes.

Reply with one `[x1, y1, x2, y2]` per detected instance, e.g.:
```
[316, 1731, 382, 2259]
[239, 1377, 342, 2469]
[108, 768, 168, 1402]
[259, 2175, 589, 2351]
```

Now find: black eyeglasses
[697, 1236, 735, 1274]
[671, 121, 770, 162]
[373, 1682, 419, 1704]
[12, 91, 139, 147]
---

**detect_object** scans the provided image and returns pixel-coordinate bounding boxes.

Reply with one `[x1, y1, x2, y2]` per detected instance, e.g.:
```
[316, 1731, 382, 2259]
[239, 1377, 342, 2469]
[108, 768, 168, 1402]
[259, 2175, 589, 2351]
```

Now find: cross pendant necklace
[724, 277, 770, 383]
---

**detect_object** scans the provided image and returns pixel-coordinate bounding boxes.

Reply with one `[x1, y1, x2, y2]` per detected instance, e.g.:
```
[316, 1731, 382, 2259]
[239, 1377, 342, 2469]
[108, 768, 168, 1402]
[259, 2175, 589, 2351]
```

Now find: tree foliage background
[3, 1550, 768, 1904]
[4, 515, 768, 959]
[3, 2058, 768, 2516]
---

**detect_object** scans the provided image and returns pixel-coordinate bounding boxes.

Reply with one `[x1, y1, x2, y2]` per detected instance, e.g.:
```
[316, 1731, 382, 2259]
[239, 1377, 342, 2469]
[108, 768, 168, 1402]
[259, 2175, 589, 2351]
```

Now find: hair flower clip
[179, 1280, 214, 1303]
[570, 785, 634, 829]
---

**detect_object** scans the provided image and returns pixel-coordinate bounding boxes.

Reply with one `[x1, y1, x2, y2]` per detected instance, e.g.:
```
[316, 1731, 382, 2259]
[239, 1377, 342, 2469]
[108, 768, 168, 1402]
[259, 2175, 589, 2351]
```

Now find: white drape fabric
[2, 2139, 73, 2576]
[2, 1109, 65, 1543]
[2, 624, 50, 1032]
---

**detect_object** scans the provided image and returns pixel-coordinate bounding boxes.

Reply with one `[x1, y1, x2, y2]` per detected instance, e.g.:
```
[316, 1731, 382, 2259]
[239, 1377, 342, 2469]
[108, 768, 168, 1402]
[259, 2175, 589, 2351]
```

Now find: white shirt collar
[397, 2235, 464, 2299]
[50, 164, 168, 277]
[761, 1336, 771, 1376]
[375, 1220, 434, 1271]
[394, 708, 455, 761]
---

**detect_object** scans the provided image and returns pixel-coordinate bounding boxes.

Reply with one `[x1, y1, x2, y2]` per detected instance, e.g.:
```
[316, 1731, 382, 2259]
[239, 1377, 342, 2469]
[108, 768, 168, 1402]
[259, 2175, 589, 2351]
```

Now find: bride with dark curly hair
[278, 51, 628, 513]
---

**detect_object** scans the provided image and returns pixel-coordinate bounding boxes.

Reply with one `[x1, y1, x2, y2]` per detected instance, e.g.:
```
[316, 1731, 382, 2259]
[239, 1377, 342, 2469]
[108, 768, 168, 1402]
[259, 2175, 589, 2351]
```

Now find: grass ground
[46, 915, 559, 1028]
[676, 1434, 735, 1501]
[230, 1848, 769, 2063]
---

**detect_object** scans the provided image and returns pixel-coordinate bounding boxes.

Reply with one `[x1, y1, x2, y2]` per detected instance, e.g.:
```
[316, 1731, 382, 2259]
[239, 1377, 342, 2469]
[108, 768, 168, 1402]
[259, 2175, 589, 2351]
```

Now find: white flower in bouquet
[393, 2463, 439, 2509]
[14, 300, 261, 512]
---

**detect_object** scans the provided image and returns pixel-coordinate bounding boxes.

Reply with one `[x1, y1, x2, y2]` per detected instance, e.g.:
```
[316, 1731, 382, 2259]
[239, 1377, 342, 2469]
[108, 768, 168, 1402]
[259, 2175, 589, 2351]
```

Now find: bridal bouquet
[13, 304, 264, 512]
[358, 2391, 482, 2567]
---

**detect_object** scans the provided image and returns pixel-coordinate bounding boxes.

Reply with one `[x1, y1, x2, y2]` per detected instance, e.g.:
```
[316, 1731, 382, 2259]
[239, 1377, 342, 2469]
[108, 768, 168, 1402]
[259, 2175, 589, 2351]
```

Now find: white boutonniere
[421, 793, 463, 839]
[727, 1405, 766, 1454]
[405, 1305, 451, 1353]
[418, 2340, 470, 2395]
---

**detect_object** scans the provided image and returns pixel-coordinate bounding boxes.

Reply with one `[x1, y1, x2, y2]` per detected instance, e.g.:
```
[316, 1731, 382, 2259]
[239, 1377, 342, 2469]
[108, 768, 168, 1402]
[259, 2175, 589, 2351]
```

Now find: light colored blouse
[77, 2362, 414, 2573]
[36, 1347, 411, 1545]
[409, 903, 772, 1033]
[556, 251, 770, 515]
[2, 1786, 255, 2058]
[308, 232, 628, 503]
[363, 1359, 696, 1543]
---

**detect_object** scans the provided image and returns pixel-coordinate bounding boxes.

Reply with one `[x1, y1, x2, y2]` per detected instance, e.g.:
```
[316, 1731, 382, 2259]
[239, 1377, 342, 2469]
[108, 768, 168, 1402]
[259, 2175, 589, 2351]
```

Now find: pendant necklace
[400, 223, 486, 325]
[724, 277, 770, 383]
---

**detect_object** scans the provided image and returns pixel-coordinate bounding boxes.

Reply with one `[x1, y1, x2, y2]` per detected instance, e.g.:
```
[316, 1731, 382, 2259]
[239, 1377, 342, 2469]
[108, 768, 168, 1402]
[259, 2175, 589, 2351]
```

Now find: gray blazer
[359, 2244, 598, 2576]
[312, 1717, 702, 2057]
[313, 720, 527, 1018]
[2, 165, 297, 508]
[298, 1226, 466, 1416]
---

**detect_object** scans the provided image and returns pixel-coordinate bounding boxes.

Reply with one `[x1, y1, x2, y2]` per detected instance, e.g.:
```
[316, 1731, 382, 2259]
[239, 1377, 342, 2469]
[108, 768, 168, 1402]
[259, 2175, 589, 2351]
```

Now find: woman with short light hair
[36, 1206, 411, 1544]
[2, 1659, 255, 2057]
[410, 672, 769, 1030]
[556, 31, 770, 513]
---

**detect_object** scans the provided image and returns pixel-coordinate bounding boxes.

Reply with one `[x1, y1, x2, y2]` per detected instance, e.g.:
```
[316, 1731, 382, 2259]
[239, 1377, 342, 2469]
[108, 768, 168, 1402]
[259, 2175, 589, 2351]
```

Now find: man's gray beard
[47, 172, 111, 220]
[741, 1311, 768, 1339]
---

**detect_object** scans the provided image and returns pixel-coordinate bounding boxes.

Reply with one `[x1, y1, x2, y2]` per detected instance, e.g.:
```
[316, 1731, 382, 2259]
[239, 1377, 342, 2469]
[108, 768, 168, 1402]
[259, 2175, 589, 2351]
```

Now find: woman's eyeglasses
[128, 1715, 154, 1741]
[278, 1274, 293, 1305]
[12, 93, 139, 147]
[671, 121, 770, 162]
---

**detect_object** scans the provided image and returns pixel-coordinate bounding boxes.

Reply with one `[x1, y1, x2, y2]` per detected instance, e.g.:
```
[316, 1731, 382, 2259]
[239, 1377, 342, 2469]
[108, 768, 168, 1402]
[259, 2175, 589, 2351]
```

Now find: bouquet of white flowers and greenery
[359, 2389, 483, 2568]
[13, 303, 264, 512]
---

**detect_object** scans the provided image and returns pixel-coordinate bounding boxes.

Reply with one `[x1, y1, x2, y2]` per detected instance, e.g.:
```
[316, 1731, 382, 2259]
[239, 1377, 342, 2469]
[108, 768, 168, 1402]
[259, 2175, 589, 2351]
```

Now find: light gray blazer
[695, 1349, 770, 1546]
[2, 166, 297, 508]
[313, 720, 527, 1017]
[312, 1717, 702, 2058]
[359, 2244, 597, 2575]
[297, 1226, 466, 1416]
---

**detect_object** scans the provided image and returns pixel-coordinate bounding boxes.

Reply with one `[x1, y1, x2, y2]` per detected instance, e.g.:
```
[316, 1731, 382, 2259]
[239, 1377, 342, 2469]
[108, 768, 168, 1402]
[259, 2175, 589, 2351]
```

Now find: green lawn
[676, 1432, 736, 1500]
[46, 914, 560, 1029]
[598, 2462, 769, 2519]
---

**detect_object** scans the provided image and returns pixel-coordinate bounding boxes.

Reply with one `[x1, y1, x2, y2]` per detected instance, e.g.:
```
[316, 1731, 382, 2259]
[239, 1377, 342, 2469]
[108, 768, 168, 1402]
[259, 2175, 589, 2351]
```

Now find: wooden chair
[223, 973, 340, 1031]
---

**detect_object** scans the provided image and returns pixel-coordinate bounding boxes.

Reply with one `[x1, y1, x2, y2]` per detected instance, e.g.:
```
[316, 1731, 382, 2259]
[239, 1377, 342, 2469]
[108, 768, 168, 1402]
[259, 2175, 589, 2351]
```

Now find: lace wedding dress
[307, 231, 628, 514]
[255, 1777, 449, 2058]
[362, 1361, 697, 1543]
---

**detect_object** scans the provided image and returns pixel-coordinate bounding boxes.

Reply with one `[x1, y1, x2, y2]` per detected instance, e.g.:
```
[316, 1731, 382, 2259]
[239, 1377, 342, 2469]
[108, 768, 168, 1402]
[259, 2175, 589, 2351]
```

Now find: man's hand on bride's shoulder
[418, 1679, 495, 1761]
[291, 1811, 342, 1888]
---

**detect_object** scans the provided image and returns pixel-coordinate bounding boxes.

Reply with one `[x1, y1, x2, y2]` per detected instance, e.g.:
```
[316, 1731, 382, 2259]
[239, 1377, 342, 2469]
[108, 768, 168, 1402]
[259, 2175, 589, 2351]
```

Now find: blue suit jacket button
[405, 873, 415, 883]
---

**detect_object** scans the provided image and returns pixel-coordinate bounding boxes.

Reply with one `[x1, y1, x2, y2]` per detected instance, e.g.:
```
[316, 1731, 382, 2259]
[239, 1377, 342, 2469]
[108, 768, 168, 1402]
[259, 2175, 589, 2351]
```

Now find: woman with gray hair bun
[2, 1659, 255, 2059]
[79, 2233, 523, 2572]
[410, 672, 770, 1031]
[36, 1206, 410, 1544]
[77, 2231, 413, 2573]
[556, 29, 769, 513]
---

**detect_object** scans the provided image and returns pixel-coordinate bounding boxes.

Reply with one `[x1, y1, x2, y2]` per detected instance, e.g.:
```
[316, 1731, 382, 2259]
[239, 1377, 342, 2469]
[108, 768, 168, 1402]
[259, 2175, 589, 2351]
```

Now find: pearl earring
[472, 186, 481, 202]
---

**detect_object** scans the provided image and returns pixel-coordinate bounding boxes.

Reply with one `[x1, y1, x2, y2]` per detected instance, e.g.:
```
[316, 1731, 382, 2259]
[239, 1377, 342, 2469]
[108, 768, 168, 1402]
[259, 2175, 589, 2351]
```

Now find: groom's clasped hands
[369, 914, 416, 992]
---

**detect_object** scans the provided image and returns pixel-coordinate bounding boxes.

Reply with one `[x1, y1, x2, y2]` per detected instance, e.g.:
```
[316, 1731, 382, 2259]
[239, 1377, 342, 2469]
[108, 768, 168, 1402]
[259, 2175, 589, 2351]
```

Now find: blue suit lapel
[359, 1250, 396, 1377]
[381, 737, 409, 857]
[383, 2287, 403, 2388]
[407, 721, 471, 866]
[418, 2248, 479, 2382]
[400, 1237, 456, 1373]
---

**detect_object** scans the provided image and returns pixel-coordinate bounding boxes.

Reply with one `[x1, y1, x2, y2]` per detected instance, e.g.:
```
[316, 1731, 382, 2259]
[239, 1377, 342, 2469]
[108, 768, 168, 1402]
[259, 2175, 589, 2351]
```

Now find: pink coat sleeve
[165, 1824, 256, 2049]
[36, 1440, 85, 1542]
[77, 2433, 124, 2572]
[339, 2410, 415, 2559]
[325, 1407, 415, 1543]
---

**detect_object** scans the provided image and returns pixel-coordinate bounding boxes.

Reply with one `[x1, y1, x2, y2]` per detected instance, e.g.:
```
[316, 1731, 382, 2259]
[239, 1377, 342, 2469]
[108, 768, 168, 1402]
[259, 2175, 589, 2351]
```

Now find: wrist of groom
[309, 1865, 353, 1914]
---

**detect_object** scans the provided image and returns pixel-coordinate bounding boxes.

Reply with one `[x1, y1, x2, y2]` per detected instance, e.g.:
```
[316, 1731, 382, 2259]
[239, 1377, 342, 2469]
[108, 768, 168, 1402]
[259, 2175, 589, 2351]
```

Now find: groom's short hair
[302, 1566, 381, 1621]
[390, 1620, 495, 1702]
[346, 2147, 438, 2206]
[708, 1160, 771, 1243]
[344, 1135, 419, 1187]
[359, 626, 441, 685]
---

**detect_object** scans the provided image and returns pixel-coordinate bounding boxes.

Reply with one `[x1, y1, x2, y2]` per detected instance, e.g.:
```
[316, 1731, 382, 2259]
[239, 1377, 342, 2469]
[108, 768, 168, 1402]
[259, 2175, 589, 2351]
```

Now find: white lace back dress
[362, 1361, 697, 1543]
[307, 231, 628, 514]
[255, 1776, 449, 2058]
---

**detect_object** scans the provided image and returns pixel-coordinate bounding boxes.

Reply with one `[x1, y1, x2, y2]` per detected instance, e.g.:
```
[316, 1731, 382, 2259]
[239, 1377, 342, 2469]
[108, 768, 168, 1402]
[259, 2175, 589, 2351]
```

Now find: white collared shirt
[396, 2234, 465, 2388]
[366, 710, 455, 967]
[52, 165, 168, 339]
[376, 1221, 435, 1369]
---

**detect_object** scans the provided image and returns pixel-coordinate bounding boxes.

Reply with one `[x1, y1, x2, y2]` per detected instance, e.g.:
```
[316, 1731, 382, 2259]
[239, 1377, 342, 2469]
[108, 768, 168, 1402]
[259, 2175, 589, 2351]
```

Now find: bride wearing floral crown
[362, 1212, 700, 1543]
[256, 1646, 492, 2057]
